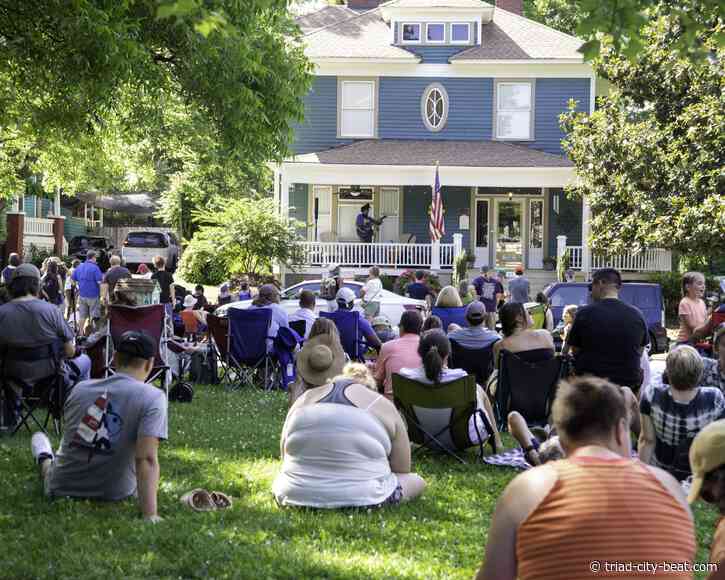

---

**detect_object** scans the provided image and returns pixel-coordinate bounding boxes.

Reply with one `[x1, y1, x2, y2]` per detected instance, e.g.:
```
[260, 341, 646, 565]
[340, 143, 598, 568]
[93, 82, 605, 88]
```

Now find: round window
[421, 83, 449, 132]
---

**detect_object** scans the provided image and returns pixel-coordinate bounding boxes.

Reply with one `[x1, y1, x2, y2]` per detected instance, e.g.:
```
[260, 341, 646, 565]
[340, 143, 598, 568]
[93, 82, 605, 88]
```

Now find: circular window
[421, 83, 449, 132]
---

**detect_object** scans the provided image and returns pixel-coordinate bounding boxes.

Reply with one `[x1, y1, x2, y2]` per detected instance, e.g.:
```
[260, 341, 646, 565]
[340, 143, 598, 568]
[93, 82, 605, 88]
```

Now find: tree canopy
[0, 0, 311, 202]
[561, 1, 724, 261]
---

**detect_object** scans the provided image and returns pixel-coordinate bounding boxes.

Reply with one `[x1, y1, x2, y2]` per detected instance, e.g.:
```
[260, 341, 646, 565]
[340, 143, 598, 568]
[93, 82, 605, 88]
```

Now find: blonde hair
[666, 345, 704, 391]
[435, 285, 463, 308]
[340, 363, 377, 391]
[563, 304, 578, 320]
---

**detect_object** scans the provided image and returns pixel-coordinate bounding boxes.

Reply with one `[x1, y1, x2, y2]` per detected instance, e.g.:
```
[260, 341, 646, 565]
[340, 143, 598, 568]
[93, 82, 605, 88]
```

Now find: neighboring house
[276, 0, 671, 282]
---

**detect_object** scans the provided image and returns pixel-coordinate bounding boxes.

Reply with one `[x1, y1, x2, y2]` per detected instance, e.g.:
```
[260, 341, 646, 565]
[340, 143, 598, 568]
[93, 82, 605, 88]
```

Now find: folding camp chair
[207, 314, 230, 385]
[431, 307, 468, 331]
[180, 310, 203, 343]
[0, 343, 65, 436]
[227, 307, 279, 390]
[105, 304, 170, 393]
[492, 350, 564, 431]
[320, 310, 367, 362]
[392, 372, 492, 463]
[289, 319, 308, 340]
[449, 340, 495, 387]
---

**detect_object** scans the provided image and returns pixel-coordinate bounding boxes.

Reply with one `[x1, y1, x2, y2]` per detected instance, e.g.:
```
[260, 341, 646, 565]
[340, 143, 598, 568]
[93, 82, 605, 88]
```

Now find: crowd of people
[2, 251, 724, 578]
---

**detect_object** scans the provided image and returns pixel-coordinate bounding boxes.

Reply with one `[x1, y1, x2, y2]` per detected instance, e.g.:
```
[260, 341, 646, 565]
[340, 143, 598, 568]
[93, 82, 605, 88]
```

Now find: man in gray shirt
[31, 331, 167, 523]
[508, 265, 530, 304]
[448, 301, 501, 350]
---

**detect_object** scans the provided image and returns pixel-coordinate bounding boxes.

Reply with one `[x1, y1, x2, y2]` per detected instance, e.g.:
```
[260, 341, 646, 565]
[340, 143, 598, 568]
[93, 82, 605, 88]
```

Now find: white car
[215, 280, 425, 326]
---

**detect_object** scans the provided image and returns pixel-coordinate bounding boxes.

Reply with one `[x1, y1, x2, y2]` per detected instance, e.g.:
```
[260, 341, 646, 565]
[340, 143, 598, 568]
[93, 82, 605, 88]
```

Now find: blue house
[277, 0, 671, 280]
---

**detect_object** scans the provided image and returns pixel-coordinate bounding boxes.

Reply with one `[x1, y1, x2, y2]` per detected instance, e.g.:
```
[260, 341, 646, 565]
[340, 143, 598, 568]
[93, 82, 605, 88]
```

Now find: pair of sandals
[180, 489, 233, 512]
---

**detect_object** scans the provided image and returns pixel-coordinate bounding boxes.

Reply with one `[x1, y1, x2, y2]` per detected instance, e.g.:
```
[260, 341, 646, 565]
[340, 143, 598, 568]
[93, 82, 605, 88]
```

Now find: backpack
[320, 276, 338, 301]
[169, 381, 194, 403]
[42, 274, 62, 305]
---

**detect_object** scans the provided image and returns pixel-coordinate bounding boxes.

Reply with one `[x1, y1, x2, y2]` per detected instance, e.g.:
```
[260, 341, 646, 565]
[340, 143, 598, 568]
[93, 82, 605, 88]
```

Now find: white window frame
[450, 22, 471, 45]
[495, 80, 534, 141]
[421, 82, 449, 133]
[426, 22, 446, 44]
[338, 79, 377, 139]
[401, 22, 421, 44]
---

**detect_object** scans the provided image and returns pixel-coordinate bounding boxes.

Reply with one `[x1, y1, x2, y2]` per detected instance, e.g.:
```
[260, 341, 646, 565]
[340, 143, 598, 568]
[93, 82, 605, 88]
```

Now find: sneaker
[31, 432, 54, 464]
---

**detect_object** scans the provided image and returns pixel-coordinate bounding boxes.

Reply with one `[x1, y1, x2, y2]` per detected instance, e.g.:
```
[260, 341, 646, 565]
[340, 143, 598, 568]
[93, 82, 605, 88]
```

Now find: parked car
[121, 231, 180, 272]
[215, 280, 426, 326]
[543, 282, 669, 354]
[68, 235, 114, 272]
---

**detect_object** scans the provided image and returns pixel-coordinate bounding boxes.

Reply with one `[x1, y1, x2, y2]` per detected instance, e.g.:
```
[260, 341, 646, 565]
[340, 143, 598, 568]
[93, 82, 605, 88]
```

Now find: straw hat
[296, 334, 345, 387]
[687, 419, 725, 504]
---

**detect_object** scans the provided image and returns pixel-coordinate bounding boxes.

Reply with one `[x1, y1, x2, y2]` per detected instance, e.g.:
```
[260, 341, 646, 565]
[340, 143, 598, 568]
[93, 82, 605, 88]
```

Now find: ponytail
[418, 330, 451, 384]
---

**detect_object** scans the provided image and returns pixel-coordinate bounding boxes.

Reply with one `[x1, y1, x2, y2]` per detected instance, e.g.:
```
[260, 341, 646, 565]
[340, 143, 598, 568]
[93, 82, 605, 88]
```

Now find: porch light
[508, 191, 513, 200]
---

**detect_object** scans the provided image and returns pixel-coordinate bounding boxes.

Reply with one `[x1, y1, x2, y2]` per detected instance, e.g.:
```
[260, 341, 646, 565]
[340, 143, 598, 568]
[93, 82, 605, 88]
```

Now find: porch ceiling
[291, 139, 573, 168]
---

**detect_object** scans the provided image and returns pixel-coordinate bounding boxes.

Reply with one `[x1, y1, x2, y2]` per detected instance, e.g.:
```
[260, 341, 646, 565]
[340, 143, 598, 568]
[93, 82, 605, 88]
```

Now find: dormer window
[426, 23, 445, 44]
[451, 23, 471, 44]
[401, 23, 421, 44]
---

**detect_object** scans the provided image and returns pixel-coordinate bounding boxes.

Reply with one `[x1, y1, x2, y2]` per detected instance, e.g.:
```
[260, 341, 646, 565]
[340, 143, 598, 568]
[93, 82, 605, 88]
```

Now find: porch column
[431, 240, 441, 270]
[581, 195, 591, 277]
[280, 173, 290, 217]
[52, 216, 65, 256]
[54, 188, 61, 217]
[556, 235, 567, 269]
[99, 208, 104, 228]
[6, 211, 25, 259]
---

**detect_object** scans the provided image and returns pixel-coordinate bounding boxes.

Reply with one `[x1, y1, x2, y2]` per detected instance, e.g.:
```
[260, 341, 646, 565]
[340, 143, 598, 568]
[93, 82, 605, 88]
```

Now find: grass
[1, 385, 720, 579]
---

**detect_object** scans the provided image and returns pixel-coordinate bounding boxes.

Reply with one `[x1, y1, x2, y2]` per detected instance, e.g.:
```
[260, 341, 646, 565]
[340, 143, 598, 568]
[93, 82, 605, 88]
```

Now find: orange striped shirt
[516, 457, 695, 579]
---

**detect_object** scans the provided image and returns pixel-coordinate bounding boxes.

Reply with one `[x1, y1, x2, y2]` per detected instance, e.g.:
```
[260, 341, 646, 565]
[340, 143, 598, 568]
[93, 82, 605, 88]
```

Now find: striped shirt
[516, 457, 695, 580]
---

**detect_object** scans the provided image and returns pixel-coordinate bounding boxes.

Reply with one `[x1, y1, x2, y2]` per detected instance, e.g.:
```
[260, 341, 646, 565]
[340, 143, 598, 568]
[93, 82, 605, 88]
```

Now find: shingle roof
[293, 139, 572, 167]
[303, 9, 420, 61]
[382, 0, 492, 7]
[451, 8, 583, 60]
[295, 5, 357, 35]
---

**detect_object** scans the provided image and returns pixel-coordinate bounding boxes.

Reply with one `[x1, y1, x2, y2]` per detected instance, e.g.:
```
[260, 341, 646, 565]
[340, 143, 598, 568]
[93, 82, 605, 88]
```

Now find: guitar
[356, 214, 387, 242]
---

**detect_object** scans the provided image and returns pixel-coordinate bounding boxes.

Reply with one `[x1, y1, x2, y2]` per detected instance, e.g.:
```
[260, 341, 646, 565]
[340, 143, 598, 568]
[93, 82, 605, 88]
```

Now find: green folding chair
[392, 373, 491, 463]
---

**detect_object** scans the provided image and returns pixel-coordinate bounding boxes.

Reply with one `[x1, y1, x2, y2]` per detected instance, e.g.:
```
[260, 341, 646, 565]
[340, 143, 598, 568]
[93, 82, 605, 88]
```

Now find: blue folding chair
[431, 307, 468, 331]
[321, 310, 366, 362]
[227, 308, 278, 390]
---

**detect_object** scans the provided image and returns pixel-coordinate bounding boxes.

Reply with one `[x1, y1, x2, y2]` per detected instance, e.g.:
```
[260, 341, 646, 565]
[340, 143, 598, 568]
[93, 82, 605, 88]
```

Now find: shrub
[177, 234, 228, 286]
[394, 269, 441, 296]
[25, 244, 54, 269]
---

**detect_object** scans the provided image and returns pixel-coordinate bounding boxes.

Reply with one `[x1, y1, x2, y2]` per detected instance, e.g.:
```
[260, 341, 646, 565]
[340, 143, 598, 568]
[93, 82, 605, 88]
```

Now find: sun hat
[372, 315, 391, 328]
[183, 294, 196, 308]
[296, 334, 345, 387]
[11, 263, 41, 281]
[465, 300, 486, 322]
[687, 419, 725, 504]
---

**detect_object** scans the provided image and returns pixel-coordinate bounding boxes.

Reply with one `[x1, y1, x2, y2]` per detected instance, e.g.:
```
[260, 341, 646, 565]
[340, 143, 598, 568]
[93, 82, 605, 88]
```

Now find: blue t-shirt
[473, 276, 504, 313]
[358, 317, 379, 349]
[406, 282, 430, 300]
[72, 261, 103, 299]
[2, 265, 16, 285]
[508, 276, 530, 304]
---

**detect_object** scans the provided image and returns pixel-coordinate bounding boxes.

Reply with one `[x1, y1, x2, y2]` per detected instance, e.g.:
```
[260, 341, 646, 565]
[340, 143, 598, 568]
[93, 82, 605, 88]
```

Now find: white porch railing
[294, 240, 458, 269]
[564, 245, 671, 272]
[24, 217, 55, 236]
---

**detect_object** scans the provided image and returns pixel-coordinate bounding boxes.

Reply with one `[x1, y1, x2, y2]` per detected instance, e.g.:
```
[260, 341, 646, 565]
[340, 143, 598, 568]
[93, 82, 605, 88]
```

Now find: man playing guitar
[356, 203, 386, 243]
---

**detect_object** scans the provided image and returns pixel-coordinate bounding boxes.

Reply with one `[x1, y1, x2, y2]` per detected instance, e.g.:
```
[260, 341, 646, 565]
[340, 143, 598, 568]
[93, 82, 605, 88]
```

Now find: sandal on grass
[210, 491, 233, 509]
[180, 489, 215, 512]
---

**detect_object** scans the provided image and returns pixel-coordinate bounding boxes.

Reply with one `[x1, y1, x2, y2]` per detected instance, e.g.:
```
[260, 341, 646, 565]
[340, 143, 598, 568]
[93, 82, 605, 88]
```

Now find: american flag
[429, 164, 445, 242]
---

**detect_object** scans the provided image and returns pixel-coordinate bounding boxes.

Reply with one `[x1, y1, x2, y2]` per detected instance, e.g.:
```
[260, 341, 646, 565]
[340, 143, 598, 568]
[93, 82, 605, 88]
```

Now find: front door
[495, 200, 524, 269]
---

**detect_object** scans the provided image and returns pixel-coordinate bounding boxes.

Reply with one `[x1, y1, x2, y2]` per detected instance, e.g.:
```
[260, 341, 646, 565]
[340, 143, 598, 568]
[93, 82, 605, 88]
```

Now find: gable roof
[293, 139, 572, 168]
[452, 9, 583, 60]
[381, 0, 491, 7]
[303, 8, 420, 61]
[295, 5, 357, 35]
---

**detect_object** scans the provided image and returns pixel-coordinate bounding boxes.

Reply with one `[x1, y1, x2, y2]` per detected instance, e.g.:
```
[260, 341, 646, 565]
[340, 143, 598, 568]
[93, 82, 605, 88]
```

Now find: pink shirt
[678, 297, 707, 342]
[374, 334, 422, 399]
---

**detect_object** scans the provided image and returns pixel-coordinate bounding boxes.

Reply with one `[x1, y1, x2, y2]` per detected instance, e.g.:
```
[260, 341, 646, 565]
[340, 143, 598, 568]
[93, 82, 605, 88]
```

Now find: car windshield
[125, 232, 167, 248]
[548, 286, 589, 308]
[281, 281, 362, 300]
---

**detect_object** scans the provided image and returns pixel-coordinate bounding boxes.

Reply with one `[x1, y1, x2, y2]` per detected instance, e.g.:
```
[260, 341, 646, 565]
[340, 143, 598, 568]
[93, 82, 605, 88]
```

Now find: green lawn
[1, 385, 720, 579]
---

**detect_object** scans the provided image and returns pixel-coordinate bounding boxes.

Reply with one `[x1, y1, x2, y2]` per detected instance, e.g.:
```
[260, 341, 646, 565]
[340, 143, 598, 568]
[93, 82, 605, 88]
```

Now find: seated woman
[640, 345, 725, 481]
[493, 302, 555, 367]
[700, 323, 725, 394]
[273, 358, 426, 509]
[181, 294, 208, 334]
[422, 315, 443, 332]
[399, 330, 503, 453]
[248, 284, 289, 350]
[435, 286, 463, 309]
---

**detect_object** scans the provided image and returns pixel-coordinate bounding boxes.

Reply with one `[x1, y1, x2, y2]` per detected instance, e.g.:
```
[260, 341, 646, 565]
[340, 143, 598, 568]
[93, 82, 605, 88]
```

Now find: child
[557, 304, 578, 355]
[677, 271, 711, 345]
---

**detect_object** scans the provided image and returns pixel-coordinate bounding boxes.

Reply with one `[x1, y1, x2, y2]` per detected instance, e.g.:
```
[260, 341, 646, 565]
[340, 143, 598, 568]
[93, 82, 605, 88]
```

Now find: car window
[632, 286, 658, 310]
[343, 282, 362, 298]
[282, 282, 321, 300]
[549, 286, 588, 308]
[125, 232, 167, 248]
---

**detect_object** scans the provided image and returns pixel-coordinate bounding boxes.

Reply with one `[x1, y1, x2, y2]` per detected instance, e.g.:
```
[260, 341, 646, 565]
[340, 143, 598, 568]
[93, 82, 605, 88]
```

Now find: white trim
[313, 61, 594, 78]
[281, 162, 576, 189]
[381, 6, 495, 23]
[493, 197, 525, 268]
[338, 79, 377, 139]
[421, 82, 449, 132]
[400, 22, 422, 44]
[450, 22, 471, 45]
[425, 22, 446, 44]
[452, 58, 585, 65]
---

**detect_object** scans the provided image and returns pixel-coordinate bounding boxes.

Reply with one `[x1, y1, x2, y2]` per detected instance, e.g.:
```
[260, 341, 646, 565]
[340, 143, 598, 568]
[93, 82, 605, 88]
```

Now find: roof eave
[450, 58, 586, 64]
[381, 6, 495, 23]
[308, 56, 422, 64]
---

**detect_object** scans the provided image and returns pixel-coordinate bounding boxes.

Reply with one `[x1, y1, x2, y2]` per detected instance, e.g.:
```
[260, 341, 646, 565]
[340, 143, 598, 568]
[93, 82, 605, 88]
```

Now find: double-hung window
[451, 23, 471, 44]
[426, 23, 445, 43]
[401, 23, 421, 43]
[340, 80, 376, 138]
[496, 82, 533, 140]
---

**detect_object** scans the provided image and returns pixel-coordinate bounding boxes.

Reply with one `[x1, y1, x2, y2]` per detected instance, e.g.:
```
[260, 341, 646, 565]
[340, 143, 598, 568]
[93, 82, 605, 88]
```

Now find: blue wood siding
[547, 188, 582, 257]
[289, 183, 309, 238]
[401, 46, 468, 64]
[379, 77, 493, 140]
[530, 78, 589, 155]
[292, 76, 350, 155]
[403, 186, 471, 247]
[63, 216, 89, 242]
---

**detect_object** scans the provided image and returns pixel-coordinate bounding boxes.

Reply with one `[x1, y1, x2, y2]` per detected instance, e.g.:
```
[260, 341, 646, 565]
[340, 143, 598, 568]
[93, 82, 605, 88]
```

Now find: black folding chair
[449, 340, 495, 387]
[492, 350, 564, 430]
[392, 373, 493, 463]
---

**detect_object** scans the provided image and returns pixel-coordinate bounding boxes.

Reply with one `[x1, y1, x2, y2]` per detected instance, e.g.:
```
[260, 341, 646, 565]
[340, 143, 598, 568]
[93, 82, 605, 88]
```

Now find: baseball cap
[372, 315, 391, 328]
[11, 263, 41, 281]
[687, 420, 725, 504]
[336, 287, 356, 306]
[465, 300, 486, 322]
[116, 331, 155, 360]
